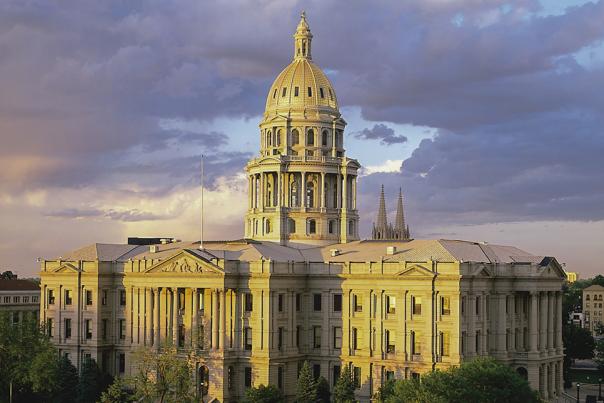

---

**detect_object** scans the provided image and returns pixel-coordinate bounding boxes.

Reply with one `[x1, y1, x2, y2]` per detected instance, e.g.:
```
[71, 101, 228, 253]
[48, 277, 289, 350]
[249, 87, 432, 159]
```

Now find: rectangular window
[282, 87, 287, 97]
[245, 367, 252, 388]
[313, 364, 321, 380]
[13, 296, 20, 304]
[441, 296, 451, 316]
[333, 365, 341, 386]
[412, 296, 422, 316]
[476, 296, 480, 316]
[461, 296, 466, 315]
[354, 294, 363, 312]
[411, 330, 421, 355]
[307, 87, 312, 97]
[85, 290, 93, 306]
[198, 324, 205, 349]
[102, 319, 108, 341]
[319, 87, 325, 98]
[244, 327, 252, 350]
[278, 366, 284, 389]
[296, 325, 301, 348]
[313, 293, 322, 311]
[48, 289, 55, 305]
[118, 353, 125, 374]
[120, 290, 126, 306]
[119, 319, 126, 340]
[294, 86, 299, 97]
[296, 293, 301, 311]
[32, 296, 38, 303]
[386, 370, 395, 381]
[385, 329, 395, 353]
[328, 88, 333, 100]
[278, 327, 284, 350]
[386, 295, 396, 314]
[178, 324, 185, 347]
[352, 327, 359, 350]
[47, 318, 53, 337]
[278, 294, 284, 312]
[101, 290, 107, 306]
[3, 296, 9, 303]
[245, 293, 253, 312]
[333, 326, 342, 349]
[85, 319, 92, 339]
[64, 290, 72, 306]
[353, 367, 361, 389]
[440, 332, 450, 356]
[333, 294, 342, 312]
[65, 318, 72, 339]
[23, 296, 29, 303]
[313, 326, 322, 348]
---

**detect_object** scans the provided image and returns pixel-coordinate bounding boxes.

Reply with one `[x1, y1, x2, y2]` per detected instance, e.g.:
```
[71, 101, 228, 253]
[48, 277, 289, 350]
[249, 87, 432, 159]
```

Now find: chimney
[149, 245, 159, 253]
[386, 246, 397, 255]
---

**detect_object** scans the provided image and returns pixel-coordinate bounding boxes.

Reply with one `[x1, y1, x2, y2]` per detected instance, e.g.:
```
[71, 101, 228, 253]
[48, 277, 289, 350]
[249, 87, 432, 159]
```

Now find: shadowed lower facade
[39, 13, 565, 402]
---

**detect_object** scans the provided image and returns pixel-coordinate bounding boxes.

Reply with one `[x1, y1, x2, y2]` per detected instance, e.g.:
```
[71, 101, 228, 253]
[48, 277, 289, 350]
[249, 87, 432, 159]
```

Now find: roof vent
[149, 245, 159, 253]
[160, 238, 171, 244]
[330, 249, 340, 257]
[386, 246, 397, 255]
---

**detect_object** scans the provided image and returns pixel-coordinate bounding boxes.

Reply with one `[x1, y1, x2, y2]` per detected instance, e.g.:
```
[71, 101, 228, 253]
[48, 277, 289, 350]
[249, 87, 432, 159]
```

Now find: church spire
[394, 187, 405, 231]
[294, 11, 313, 60]
[377, 184, 388, 229]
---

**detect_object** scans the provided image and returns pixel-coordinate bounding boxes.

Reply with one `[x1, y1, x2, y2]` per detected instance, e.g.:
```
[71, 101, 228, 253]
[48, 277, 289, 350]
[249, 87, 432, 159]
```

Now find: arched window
[266, 130, 272, 147]
[254, 219, 258, 235]
[288, 218, 296, 234]
[307, 129, 314, 146]
[306, 181, 315, 207]
[308, 219, 316, 235]
[276, 129, 282, 146]
[266, 182, 273, 207]
[290, 181, 299, 207]
[328, 220, 335, 234]
[291, 129, 300, 146]
[322, 130, 328, 146]
[348, 220, 355, 235]
[266, 219, 272, 234]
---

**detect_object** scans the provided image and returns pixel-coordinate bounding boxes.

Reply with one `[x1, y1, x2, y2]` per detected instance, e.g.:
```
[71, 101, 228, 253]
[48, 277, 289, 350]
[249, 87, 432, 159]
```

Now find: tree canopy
[333, 366, 355, 403]
[296, 361, 316, 403]
[377, 357, 540, 403]
[563, 323, 595, 360]
[244, 384, 284, 403]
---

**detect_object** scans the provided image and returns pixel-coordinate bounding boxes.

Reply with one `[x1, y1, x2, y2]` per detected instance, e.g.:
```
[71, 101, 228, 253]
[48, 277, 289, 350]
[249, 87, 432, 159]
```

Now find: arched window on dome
[322, 130, 328, 147]
[307, 129, 315, 146]
[307, 87, 312, 97]
[288, 218, 296, 234]
[266, 130, 272, 147]
[302, 40, 307, 57]
[291, 129, 300, 146]
[307, 219, 316, 235]
[319, 87, 325, 99]
[265, 219, 272, 234]
[306, 181, 315, 208]
[328, 88, 334, 101]
[294, 87, 299, 97]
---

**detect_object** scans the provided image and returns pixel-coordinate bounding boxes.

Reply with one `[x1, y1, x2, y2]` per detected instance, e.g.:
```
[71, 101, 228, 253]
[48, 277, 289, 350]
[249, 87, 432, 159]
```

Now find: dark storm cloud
[352, 124, 408, 145]
[1, 0, 603, 227]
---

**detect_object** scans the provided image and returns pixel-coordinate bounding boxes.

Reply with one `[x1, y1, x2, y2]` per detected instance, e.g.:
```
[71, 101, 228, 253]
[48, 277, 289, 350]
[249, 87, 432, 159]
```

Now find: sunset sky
[1, 0, 603, 278]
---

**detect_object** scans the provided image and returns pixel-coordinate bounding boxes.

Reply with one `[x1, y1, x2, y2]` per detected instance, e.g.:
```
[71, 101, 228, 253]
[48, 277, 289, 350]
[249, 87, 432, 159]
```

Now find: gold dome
[264, 12, 339, 115]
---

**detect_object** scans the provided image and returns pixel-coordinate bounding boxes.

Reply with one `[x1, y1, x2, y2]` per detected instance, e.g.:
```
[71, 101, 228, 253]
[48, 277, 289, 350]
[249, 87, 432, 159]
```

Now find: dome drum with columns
[245, 12, 360, 245]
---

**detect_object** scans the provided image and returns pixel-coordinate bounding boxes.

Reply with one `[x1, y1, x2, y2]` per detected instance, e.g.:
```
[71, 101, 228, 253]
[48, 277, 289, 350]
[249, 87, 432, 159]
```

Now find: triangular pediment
[144, 250, 224, 275]
[538, 259, 566, 279]
[472, 265, 493, 277]
[52, 263, 80, 273]
[395, 264, 435, 277]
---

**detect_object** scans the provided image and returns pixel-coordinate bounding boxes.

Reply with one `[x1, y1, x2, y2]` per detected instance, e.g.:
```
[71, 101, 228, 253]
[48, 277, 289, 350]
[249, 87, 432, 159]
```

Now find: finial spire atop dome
[294, 11, 313, 60]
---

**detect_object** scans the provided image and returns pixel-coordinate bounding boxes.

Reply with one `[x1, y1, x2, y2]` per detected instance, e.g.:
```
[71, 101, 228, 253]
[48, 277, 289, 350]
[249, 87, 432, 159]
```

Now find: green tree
[315, 376, 331, 403]
[563, 323, 595, 360]
[0, 312, 59, 402]
[244, 384, 284, 403]
[77, 358, 106, 403]
[99, 377, 136, 403]
[595, 322, 604, 336]
[595, 338, 604, 375]
[333, 366, 355, 403]
[130, 347, 195, 403]
[384, 358, 540, 403]
[374, 378, 396, 402]
[296, 361, 316, 402]
[52, 356, 79, 403]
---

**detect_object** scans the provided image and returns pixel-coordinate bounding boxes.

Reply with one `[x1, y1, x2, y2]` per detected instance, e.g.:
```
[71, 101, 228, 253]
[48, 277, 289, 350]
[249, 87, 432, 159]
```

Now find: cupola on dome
[264, 12, 339, 116]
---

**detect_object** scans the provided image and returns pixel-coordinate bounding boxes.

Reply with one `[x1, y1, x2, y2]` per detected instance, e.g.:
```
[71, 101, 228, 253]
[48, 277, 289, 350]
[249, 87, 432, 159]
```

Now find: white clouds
[360, 160, 403, 176]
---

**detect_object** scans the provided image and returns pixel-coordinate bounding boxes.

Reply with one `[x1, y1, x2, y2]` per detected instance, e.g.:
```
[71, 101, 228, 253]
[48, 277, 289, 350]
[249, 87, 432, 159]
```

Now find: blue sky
[0, 0, 603, 277]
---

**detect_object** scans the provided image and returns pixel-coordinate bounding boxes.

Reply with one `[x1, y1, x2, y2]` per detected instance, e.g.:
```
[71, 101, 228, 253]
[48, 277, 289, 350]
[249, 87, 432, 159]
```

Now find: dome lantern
[294, 11, 313, 60]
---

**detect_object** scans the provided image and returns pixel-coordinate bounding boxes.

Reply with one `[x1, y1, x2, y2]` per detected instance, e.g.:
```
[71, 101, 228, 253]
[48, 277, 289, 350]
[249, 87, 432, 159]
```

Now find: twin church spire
[372, 185, 411, 241]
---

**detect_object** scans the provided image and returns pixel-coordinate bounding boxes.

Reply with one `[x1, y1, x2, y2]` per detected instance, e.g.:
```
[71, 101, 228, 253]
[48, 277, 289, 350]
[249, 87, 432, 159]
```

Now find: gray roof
[53, 238, 543, 265]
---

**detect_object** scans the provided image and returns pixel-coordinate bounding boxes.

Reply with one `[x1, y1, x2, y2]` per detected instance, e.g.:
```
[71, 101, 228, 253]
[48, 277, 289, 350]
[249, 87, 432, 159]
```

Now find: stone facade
[39, 12, 565, 403]
[0, 279, 40, 324]
[583, 284, 604, 336]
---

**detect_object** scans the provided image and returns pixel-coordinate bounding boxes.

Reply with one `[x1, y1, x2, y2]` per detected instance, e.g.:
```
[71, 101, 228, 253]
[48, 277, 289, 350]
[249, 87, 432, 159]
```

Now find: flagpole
[199, 154, 204, 250]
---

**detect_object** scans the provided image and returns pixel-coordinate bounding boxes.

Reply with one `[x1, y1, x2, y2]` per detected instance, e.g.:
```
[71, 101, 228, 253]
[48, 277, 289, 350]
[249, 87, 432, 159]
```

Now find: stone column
[539, 292, 547, 351]
[342, 173, 348, 210]
[331, 122, 337, 157]
[301, 171, 306, 208]
[220, 289, 226, 350]
[260, 173, 265, 209]
[556, 292, 563, 351]
[144, 288, 152, 346]
[172, 288, 178, 346]
[468, 294, 476, 356]
[547, 292, 554, 350]
[276, 172, 281, 207]
[320, 172, 326, 209]
[352, 176, 357, 209]
[154, 288, 160, 349]
[192, 288, 198, 348]
[336, 174, 342, 209]
[212, 290, 218, 349]
[529, 292, 539, 352]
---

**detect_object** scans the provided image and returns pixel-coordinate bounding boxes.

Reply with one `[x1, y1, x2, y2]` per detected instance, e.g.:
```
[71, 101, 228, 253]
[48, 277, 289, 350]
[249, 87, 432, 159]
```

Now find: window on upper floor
[319, 87, 325, 98]
[65, 318, 71, 339]
[352, 327, 359, 350]
[322, 130, 328, 146]
[119, 290, 126, 306]
[294, 86, 299, 97]
[587, 294, 591, 301]
[296, 293, 301, 311]
[412, 296, 422, 316]
[119, 319, 125, 340]
[245, 293, 253, 312]
[313, 326, 322, 348]
[85, 290, 93, 306]
[353, 366, 361, 389]
[441, 296, 451, 316]
[64, 290, 72, 306]
[385, 329, 395, 353]
[291, 129, 300, 145]
[244, 327, 252, 350]
[411, 330, 422, 355]
[307, 219, 316, 235]
[333, 326, 342, 349]
[440, 331, 450, 357]
[85, 319, 92, 339]
[307, 87, 312, 97]
[328, 88, 334, 100]
[101, 290, 107, 306]
[313, 293, 322, 311]
[386, 295, 396, 314]
[353, 294, 363, 313]
[282, 87, 287, 97]
[333, 294, 342, 312]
